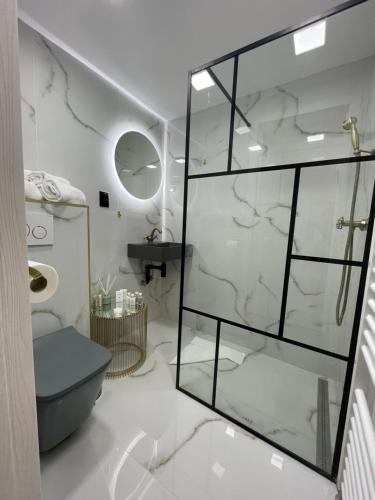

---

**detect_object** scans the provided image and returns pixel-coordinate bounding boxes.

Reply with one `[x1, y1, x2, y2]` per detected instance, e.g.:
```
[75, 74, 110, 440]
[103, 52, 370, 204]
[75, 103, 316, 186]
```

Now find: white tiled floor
[40, 319, 338, 500]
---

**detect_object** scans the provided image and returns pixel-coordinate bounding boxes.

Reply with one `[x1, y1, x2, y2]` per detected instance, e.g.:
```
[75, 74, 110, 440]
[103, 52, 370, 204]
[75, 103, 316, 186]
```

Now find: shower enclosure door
[176, 0, 375, 480]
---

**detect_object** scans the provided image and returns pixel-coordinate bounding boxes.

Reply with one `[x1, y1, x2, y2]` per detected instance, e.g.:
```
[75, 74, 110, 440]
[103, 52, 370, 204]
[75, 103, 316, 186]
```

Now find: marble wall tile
[176, 57, 375, 182]
[294, 163, 375, 261]
[159, 123, 186, 322]
[284, 255, 362, 357]
[182, 170, 294, 334]
[26, 202, 90, 338]
[232, 56, 375, 170]
[19, 24, 38, 172]
[19, 21, 166, 331]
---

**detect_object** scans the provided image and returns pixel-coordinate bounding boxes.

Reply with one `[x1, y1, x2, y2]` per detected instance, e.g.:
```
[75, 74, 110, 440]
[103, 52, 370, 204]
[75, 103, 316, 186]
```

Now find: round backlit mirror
[114, 131, 162, 200]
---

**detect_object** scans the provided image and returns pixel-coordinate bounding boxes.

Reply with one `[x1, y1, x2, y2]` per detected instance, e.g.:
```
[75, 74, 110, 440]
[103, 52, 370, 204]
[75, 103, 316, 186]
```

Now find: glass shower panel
[231, 7, 375, 171]
[183, 169, 294, 334]
[215, 322, 346, 473]
[178, 310, 217, 404]
[178, 1, 375, 479]
[294, 162, 375, 261]
[189, 59, 234, 176]
[283, 260, 361, 356]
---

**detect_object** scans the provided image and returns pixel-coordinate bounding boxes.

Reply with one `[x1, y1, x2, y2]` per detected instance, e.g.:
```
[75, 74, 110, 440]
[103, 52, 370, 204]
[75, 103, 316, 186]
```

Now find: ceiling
[18, 0, 370, 120]
[190, 0, 375, 113]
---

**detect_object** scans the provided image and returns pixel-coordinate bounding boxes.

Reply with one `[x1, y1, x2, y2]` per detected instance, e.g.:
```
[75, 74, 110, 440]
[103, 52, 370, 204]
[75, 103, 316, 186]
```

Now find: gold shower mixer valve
[336, 216, 369, 231]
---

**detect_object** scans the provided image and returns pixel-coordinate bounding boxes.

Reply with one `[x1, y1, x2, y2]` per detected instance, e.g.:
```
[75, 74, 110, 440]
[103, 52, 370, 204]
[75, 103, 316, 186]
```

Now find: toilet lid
[33, 326, 112, 402]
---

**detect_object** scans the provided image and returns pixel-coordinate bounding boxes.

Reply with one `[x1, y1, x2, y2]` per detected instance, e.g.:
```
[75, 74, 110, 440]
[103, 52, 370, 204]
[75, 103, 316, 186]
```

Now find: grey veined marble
[19, 20, 166, 325]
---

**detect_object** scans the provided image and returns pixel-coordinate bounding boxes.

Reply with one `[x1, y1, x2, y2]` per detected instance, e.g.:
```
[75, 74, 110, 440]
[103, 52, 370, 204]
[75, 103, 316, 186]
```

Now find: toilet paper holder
[28, 260, 59, 303]
[29, 266, 48, 293]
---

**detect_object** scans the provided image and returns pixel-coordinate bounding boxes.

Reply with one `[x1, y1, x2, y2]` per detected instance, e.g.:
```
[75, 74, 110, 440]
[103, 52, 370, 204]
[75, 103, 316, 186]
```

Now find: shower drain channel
[316, 378, 332, 473]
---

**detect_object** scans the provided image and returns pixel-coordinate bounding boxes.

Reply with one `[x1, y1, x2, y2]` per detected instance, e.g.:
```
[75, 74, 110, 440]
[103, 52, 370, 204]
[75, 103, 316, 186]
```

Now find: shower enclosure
[175, 0, 375, 481]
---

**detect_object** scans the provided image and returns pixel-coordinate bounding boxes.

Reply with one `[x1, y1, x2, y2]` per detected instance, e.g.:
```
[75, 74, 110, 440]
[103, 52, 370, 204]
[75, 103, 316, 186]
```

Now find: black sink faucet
[144, 227, 162, 243]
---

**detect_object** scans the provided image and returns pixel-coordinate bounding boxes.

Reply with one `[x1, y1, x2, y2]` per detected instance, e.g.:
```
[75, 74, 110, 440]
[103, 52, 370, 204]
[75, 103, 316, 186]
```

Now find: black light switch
[99, 191, 109, 208]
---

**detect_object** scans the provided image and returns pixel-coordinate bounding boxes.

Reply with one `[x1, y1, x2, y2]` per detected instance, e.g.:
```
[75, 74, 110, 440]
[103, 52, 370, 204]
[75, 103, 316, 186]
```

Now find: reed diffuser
[97, 273, 116, 311]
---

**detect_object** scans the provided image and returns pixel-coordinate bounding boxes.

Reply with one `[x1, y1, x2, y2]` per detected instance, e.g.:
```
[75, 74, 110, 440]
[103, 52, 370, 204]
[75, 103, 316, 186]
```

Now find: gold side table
[91, 304, 148, 378]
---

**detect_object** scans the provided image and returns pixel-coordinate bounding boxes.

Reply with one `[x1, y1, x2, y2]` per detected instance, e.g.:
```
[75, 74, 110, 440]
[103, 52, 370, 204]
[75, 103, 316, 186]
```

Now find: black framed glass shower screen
[176, 0, 375, 482]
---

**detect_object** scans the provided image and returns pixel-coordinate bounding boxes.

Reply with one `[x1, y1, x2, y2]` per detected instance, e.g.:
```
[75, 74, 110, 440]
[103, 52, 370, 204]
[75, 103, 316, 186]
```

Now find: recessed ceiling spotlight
[191, 70, 215, 91]
[235, 126, 251, 135]
[146, 164, 158, 169]
[225, 425, 235, 438]
[169, 187, 176, 192]
[121, 169, 132, 173]
[293, 21, 326, 55]
[175, 157, 185, 164]
[271, 453, 284, 471]
[248, 144, 262, 152]
[211, 462, 226, 478]
[307, 133, 325, 142]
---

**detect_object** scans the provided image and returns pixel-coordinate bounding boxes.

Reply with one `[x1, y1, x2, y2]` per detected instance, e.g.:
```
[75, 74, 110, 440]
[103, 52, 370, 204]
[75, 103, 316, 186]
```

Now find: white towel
[39, 177, 62, 201]
[24, 180, 43, 201]
[56, 183, 86, 205]
[26, 171, 71, 186]
[169, 336, 246, 366]
[25, 170, 86, 204]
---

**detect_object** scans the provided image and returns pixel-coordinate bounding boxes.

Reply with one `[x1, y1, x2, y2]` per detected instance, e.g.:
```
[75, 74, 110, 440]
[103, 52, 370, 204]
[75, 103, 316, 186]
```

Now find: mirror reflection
[115, 131, 162, 200]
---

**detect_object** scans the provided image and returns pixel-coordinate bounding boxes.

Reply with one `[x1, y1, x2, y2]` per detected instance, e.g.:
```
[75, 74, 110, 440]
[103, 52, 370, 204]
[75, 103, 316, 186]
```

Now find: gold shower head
[342, 116, 360, 152]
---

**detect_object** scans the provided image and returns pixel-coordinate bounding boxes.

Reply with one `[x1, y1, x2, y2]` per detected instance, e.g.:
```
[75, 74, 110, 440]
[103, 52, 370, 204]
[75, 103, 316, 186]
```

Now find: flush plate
[26, 212, 54, 246]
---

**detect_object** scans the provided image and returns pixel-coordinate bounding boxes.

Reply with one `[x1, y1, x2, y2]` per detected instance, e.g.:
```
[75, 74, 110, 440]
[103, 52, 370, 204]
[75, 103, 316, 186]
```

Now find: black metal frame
[278, 167, 300, 338]
[176, 0, 374, 482]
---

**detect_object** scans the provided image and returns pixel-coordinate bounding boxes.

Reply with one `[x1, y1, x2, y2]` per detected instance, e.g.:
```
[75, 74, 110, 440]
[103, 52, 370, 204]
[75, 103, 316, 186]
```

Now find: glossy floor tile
[40, 319, 338, 500]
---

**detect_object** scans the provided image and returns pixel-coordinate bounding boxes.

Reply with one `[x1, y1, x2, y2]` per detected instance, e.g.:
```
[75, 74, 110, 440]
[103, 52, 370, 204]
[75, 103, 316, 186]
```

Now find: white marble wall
[160, 123, 186, 319]
[186, 56, 375, 176]
[27, 202, 90, 338]
[19, 21, 167, 336]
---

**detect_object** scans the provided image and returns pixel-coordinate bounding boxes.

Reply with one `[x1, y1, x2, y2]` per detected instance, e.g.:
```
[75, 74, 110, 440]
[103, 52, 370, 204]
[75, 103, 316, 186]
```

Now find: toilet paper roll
[28, 260, 59, 303]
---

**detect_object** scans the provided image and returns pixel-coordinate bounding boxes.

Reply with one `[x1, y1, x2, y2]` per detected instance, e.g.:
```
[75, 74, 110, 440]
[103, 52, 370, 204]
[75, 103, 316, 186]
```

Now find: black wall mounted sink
[128, 242, 192, 262]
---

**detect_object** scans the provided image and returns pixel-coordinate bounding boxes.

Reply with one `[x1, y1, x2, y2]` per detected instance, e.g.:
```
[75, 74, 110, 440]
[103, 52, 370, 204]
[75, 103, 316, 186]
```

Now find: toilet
[33, 326, 112, 452]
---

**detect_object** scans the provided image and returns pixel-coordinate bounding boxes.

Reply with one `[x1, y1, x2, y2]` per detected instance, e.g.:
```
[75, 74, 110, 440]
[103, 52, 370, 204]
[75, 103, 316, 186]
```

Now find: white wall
[27, 202, 91, 338]
[19, 21, 168, 335]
